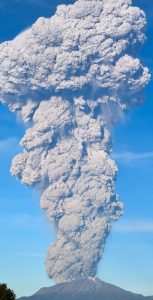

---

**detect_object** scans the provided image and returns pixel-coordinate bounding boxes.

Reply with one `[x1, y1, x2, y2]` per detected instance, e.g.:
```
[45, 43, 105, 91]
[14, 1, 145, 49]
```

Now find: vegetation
[0, 283, 16, 300]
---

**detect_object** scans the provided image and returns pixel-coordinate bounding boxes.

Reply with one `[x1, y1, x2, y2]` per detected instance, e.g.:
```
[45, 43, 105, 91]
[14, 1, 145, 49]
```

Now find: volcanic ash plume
[0, 0, 150, 283]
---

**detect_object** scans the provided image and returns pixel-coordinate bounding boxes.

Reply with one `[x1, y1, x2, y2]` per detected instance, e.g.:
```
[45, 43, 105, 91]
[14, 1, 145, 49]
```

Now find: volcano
[18, 277, 153, 300]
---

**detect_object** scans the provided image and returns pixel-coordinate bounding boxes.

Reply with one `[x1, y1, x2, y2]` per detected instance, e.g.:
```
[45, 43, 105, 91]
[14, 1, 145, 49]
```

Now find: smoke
[0, 0, 150, 283]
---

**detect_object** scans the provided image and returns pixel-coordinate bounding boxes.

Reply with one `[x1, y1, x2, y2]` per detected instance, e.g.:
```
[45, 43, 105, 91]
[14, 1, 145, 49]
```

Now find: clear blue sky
[0, 0, 153, 297]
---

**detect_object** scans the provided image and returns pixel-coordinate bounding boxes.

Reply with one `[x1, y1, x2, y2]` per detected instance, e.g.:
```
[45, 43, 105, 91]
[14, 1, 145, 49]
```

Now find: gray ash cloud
[0, 0, 150, 283]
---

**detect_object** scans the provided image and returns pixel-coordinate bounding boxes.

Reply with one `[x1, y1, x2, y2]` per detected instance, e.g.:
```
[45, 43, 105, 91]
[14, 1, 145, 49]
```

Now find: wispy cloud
[0, 137, 20, 155]
[0, 213, 46, 229]
[132, 285, 153, 298]
[13, 251, 44, 257]
[114, 219, 153, 233]
[112, 151, 153, 166]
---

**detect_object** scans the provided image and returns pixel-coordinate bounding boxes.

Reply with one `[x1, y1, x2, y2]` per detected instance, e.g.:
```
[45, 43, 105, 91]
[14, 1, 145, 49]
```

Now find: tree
[0, 283, 16, 300]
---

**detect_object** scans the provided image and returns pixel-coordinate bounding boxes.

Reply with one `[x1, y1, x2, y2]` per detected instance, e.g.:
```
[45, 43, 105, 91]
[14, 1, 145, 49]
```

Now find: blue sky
[0, 0, 153, 297]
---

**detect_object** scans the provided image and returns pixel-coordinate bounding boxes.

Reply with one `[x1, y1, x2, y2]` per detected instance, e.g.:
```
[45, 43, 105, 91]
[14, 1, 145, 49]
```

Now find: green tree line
[0, 283, 16, 300]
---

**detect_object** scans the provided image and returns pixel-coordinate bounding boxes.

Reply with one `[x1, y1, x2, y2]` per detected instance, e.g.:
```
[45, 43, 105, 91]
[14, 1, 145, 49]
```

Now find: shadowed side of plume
[18, 278, 153, 300]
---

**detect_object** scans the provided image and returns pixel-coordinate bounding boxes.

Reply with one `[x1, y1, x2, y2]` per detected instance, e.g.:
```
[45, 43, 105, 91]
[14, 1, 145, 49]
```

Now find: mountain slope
[18, 277, 153, 300]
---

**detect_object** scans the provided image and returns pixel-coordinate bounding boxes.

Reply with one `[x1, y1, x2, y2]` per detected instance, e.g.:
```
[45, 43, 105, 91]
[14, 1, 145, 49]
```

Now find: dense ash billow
[0, 0, 150, 283]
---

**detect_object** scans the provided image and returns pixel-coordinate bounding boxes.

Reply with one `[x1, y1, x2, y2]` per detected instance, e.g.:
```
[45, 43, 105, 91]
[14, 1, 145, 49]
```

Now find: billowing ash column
[0, 0, 150, 283]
